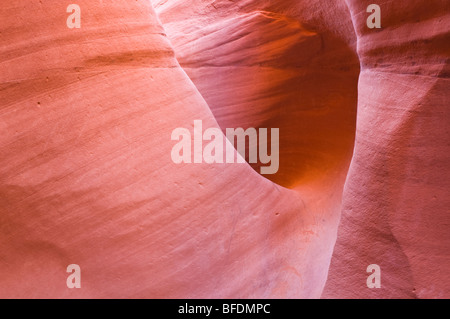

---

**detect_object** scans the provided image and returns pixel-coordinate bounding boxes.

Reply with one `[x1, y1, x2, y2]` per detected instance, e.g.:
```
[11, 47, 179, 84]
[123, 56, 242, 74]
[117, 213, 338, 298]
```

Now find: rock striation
[0, 0, 448, 298]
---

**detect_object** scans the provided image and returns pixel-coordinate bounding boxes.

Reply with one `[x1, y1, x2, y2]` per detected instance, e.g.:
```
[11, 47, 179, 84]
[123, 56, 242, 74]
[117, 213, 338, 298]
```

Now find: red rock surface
[153, 0, 360, 188]
[322, 0, 450, 299]
[0, 0, 449, 298]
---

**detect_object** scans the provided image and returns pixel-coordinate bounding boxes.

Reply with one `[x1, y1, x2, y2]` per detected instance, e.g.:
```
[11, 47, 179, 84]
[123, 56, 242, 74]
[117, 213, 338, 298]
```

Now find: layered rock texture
[323, 0, 450, 299]
[0, 0, 448, 298]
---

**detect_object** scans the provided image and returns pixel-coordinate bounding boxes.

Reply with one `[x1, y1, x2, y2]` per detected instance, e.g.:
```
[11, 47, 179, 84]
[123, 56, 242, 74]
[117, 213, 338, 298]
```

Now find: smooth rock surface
[155, 0, 450, 299]
[1, 0, 448, 299]
[1, 0, 340, 298]
[322, 0, 450, 299]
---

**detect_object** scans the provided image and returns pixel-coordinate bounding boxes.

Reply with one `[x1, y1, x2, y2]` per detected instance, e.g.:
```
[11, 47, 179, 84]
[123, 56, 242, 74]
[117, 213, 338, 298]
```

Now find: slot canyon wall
[0, 0, 448, 298]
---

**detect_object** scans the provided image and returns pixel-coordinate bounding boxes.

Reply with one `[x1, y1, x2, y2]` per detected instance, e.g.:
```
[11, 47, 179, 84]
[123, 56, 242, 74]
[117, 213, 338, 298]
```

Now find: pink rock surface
[0, 0, 449, 298]
[155, 0, 450, 298]
[153, 0, 360, 188]
[0, 0, 338, 298]
[322, 0, 450, 299]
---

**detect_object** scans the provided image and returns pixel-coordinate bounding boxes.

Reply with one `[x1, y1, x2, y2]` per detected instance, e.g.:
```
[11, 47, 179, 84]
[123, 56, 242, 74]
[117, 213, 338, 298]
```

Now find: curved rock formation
[153, 0, 361, 188]
[0, 0, 448, 298]
[155, 0, 450, 298]
[0, 0, 339, 298]
[322, 0, 450, 299]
